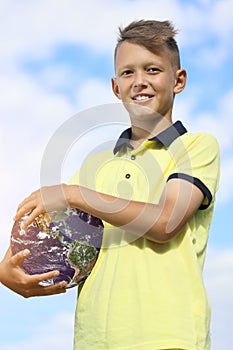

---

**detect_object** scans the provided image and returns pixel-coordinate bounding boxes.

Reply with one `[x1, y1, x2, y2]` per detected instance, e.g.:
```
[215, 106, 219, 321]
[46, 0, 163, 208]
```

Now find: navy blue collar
[113, 120, 187, 154]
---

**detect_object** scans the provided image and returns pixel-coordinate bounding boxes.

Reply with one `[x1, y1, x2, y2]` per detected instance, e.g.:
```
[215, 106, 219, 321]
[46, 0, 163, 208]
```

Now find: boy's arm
[14, 178, 204, 244]
[0, 247, 67, 297]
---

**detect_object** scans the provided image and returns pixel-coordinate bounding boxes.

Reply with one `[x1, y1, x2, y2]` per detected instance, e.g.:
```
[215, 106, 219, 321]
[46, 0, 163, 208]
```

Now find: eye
[147, 67, 160, 73]
[121, 69, 133, 76]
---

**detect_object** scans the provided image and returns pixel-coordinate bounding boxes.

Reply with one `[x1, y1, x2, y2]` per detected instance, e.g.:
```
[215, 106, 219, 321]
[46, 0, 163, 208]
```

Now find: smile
[132, 95, 154, 101]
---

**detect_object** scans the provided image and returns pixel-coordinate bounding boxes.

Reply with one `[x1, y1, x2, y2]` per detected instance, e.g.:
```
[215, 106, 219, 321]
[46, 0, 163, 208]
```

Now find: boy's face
[112, 41, 186, 121]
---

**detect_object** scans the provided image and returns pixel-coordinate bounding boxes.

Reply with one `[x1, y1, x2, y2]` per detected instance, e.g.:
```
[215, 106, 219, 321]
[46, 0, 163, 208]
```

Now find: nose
[133, 71, 148, 90]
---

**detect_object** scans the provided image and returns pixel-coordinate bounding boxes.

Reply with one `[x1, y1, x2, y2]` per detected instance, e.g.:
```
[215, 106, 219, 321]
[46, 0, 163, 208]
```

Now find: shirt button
[125, 174, 131, 179]
[131, 155, 136, 160]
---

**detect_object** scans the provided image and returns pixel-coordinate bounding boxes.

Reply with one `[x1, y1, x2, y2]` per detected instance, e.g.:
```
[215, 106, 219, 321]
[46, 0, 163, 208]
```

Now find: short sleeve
[167, 133, 220, 209]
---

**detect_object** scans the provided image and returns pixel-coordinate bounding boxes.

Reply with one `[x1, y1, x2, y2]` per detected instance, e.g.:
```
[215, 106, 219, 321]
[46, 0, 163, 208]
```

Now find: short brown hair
[114, 20, 181, 69]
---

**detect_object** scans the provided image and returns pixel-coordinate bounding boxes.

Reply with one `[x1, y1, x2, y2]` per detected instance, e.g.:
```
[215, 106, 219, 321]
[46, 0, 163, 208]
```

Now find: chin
[124, 102, 162, 121]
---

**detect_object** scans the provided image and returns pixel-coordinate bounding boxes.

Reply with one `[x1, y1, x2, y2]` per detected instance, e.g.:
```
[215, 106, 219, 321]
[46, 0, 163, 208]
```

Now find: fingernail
[23, 249, 30, 256]
[20, 221, 26, 229]
[60, 281, 67, 288]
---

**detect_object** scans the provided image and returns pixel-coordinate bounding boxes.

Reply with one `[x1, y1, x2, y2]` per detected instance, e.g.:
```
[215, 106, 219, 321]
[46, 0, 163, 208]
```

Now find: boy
[0, 20, 220, 349]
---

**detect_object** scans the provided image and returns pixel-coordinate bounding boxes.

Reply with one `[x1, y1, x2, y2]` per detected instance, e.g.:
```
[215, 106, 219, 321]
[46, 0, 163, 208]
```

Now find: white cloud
[195, 43, 229, 69]
[1, 312, 74, 350]
[205, 246, 233, 301]
[35, 64, 77, 92]
[217, 157, 233, 203]
[0, 72, 75, 128]
[76, 78, 116, 110]
[204, 246, 233, 350]
[210, 0, 233, 37]
[0, 0, 232, 62]
[0, 68, 79, 250]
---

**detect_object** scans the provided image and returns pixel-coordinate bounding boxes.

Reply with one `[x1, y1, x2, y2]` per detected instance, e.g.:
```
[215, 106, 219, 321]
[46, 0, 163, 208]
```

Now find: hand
[14, 184, 70, 228]
[0, 247, 67, 298]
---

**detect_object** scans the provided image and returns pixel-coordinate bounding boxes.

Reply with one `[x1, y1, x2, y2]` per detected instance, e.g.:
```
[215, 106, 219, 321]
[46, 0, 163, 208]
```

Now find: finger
[31, 269, 61, 284]
[21, 208, 44, 228]
[24, 270, 68, 292]
[10, 249, 31, 267]
[14, 201, 36, 222]
[36, 281, 67, 296]
[45, 280, 68, 291]
[14, 191, 39, 220]
[22, 280, 67, 298]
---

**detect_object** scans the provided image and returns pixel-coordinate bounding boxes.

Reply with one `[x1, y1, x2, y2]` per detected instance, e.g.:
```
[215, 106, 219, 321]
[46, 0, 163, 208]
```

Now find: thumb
[10, 249, 30, 267]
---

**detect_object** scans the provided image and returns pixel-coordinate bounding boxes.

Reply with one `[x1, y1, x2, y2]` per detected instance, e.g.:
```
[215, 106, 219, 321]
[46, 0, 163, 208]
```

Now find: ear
[173, 69, 187, 94]
[111, 77, 122, 100]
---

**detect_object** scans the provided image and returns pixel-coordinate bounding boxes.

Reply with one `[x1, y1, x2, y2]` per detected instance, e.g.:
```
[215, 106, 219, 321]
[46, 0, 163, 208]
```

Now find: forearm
[67, 185, 181, 243]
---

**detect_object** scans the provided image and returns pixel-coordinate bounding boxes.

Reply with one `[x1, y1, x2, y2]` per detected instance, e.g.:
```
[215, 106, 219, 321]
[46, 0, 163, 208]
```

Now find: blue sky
[0, 0, 233, 349]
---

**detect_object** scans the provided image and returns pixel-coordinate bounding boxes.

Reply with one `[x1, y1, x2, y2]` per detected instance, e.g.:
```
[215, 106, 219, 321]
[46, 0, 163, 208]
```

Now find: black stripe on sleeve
[167, 173, 212, 210]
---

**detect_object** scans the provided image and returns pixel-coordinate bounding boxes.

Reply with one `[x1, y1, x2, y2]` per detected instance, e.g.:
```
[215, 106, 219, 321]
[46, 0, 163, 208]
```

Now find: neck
[130, 114, 172, 147]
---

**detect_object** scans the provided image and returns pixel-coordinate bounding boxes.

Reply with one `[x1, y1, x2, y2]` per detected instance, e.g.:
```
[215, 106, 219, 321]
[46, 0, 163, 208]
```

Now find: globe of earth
[11, 208, 104, 288]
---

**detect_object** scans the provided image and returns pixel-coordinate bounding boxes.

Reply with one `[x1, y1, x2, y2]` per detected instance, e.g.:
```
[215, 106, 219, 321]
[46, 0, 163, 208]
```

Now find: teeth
[134, 95, 150, 101]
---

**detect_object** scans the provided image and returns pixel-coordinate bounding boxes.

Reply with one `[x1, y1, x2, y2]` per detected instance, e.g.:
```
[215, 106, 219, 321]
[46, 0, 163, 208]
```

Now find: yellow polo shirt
[70, 121, 220, 350]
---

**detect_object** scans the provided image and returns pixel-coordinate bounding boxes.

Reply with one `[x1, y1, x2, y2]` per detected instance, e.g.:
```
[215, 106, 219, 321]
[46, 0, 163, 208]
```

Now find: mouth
[132, 94, 154, 103]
